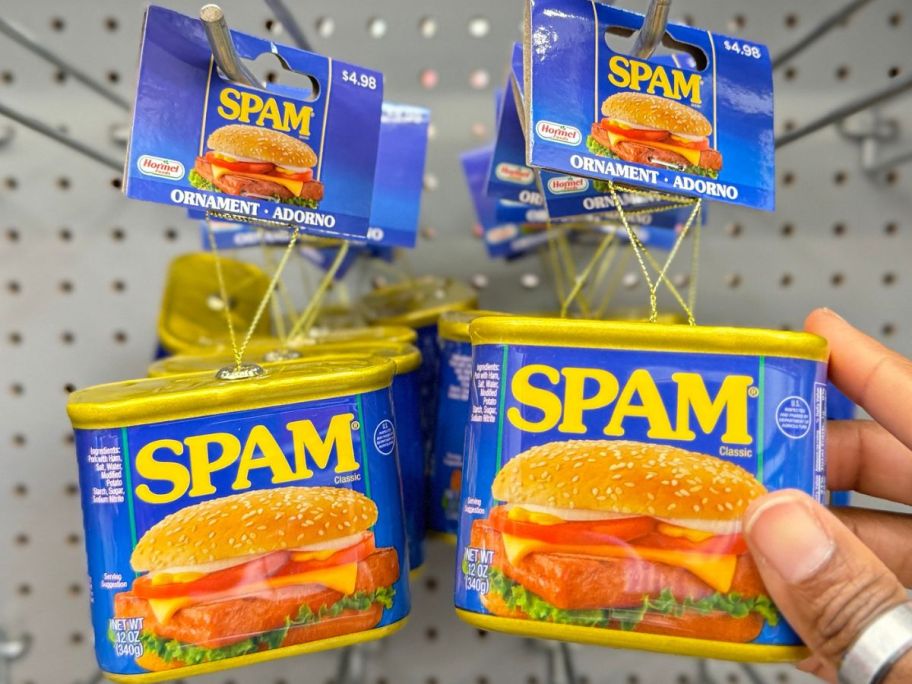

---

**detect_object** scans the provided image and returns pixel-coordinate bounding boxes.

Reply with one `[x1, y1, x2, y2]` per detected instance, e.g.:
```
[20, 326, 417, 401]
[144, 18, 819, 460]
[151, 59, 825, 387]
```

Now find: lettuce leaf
[134, 586, 395, 667]
[489, 570, 777, 631]
[187, 169, 320, 209]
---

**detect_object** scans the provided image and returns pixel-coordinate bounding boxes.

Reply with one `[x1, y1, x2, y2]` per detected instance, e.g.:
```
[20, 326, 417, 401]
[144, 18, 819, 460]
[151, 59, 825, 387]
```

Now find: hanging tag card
[487, 73, 543, 206]
[126, 5, 384, 239]
[525, 0, 774, 210]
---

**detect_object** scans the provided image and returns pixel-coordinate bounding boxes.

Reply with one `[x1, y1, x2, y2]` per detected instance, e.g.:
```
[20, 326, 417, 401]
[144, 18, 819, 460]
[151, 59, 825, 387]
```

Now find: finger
[797, 655, 838, 683]
[805, 308, 912, 450]
[831, 506, 912, 586]
[826, 420, 912, 505]
[744, 489, 908, 670]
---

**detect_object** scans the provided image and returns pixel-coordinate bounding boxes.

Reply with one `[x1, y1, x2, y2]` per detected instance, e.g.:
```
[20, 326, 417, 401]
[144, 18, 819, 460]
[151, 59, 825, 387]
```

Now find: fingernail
[819, 307, 845, 322]
[745, 494, 834, 584]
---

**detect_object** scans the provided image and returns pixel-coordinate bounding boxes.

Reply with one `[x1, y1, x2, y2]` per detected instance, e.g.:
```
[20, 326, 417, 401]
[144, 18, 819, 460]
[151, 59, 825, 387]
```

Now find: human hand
[743, 308, 912, 682]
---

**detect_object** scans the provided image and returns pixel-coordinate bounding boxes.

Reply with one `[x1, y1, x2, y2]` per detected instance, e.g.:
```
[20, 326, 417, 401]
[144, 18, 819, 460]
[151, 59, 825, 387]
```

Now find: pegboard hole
[833, 170, 848, 185]
[781, 171, 795, 186]
[779, 273, 793, 288]
[882, 272, 897, 286]
[424, 576, 438, 592]
[104, 17, 119, 32]
[783, 66, 797, 81]
[69, 631, 84, 645]
[888, 66, 901, 79]
[835, 65, 850, 81]
[315, 17, 335, 39]
[63, 433, 74, 446]
[107, 71, 120, 84]
[783, 119, 796, 133]
[54, 69, 67, 84]
[420, 68, 439, 90]
[677, 675, 691, 684]
[68, 583, 82, 596]
[425, 626, 438, 641]
[12, 433, 26, 447]
[14, 532, 29, 546]
[832, 222, 846, 237]
[264, 18, 279, 34]
[110, 177, 122, 190]
[527, 677, 540, 684]
[265, 71, 278, 84]
[726, 674, 740, 683]
[67, 532, 81, 545]
[50, 16, 65, 31]
[476, 629, 488, 639]
[164, 227, 179, 241]
[56, 178, 71, 193]
[5, 176, 18, 190]
[17, 583, 32, 596]
[9, 382, 24, 396]
[727, 14, 746, 32]
[477, 678, 489, 684]
[469, 68, 491, 90]
[425, 678, 439, 684]
[13, 483, 27, 497]
[112, 279, 127, 293]
[726, 273, 742, 289]
[367, 17, 388, 39]
[111, 227, 126, 241]
[64, 383, 76, 394]
[679, 15, 695, 27]
[627, 677, 640, 684]
[784, 13, 799, 29]
[884, 221, 898, 236]
[776, 672, 790, 683]
[59, 280, 74, 294]
[882, 323, 895, 337]
[61, 330, 75, 344]
[65, 482, 79, 496]
[7, 280, 21, 294]
[831, 273, 845, 287]
[113, 330, 129, 345]
[419, 17, 438, 38]
[888, 12, 902, 28]
[725, 222, 742, 237]
[1, 70, 13, 84]
[468, 16, 491, 38]
[59, 227, 73, 241]
[780, 223, 794, 237]
[8, 331, 22, 345]
[885, 169, 900, 185]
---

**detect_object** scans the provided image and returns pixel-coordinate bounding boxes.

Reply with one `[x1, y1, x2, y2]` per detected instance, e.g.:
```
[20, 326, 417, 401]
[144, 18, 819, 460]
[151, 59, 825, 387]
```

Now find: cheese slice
[149, 571, 205, 586]
[210, 164, 305, 197]
[500, 534, 737, 594]
[145, 562, 359, 625]
[657, 522, 715, 543]
[603, 131, 703, 167]
[507, 507, 564, 526]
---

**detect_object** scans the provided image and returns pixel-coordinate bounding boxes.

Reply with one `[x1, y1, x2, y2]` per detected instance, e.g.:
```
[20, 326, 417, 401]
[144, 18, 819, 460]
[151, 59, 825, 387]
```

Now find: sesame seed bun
[492, 440, 765, 519]
[207, 124, 318, 168]
[131, 487, 377, 572]
[600, 92, 712, 138]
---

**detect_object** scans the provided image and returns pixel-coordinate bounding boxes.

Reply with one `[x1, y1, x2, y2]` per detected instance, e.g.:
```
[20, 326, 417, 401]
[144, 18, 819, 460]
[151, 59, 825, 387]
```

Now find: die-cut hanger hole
[604, 26, 708, 71]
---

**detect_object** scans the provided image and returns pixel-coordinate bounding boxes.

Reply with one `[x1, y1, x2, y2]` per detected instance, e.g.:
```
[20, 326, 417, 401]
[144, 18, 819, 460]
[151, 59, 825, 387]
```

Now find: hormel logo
[138, 155, 184, 180]
[547, 176, 589, 194]
[535, 121, 582, 146]
[495, 162, 534, 185]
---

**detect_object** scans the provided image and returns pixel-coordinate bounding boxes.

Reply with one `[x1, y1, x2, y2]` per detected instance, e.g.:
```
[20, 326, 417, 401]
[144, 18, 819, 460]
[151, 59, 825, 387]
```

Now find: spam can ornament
[68, 357, 410, 681]
[455, 317, 828, 661]
[148, 341, 428, 572]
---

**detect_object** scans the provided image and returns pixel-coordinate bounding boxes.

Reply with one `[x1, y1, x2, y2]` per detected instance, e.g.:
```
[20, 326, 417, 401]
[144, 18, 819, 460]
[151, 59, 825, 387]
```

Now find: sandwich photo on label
[115, 487, 398, 671]
[190, 124, 325, 208]
[470, 440, 777, 643]
[588, 92, 723, 178]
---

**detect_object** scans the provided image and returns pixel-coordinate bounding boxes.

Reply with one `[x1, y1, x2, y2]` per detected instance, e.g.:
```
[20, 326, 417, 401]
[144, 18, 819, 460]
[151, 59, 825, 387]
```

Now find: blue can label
[391, 370, 426, 568]
[76, 388, 409, 677]
[414, 324, 441, 457]
[429, 338, 474, 536]
[456, 343, 825, 648]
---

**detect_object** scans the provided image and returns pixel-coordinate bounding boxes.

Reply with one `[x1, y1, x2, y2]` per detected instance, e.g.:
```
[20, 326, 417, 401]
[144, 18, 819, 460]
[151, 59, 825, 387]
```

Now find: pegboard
[1, 1, 911, 683]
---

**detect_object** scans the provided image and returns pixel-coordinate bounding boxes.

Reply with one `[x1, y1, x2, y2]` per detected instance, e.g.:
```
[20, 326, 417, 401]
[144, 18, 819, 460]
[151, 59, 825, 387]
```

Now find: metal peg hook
[200, 4, 260, 88]
[0, 630, 31, 684]
[264, 0, 312, 51]
[632, 0, 671, 60]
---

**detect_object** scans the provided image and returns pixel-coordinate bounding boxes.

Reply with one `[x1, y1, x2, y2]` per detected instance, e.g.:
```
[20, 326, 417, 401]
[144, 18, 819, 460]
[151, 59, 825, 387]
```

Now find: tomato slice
[634, 531, 748, 556]
[488, 506, 655, 546]
[133, 550, 291, 599]
[204, 151, 275, 175]
[599, 120, 670, 143]
[274, 168, 314, 182]
[277, 534, 376, 576]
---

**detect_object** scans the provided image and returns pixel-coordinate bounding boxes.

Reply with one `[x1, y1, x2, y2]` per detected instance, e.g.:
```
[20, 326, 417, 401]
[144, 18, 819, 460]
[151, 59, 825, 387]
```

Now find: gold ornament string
[287, 241, 352, 343]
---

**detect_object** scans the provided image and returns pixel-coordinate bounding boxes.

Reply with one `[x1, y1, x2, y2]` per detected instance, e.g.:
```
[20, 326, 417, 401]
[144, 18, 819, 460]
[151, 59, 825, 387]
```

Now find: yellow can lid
[438, 310, 509, 343]
[149, 342, 422, 378]
[295, 325, 417, 346]
[469, 316, 829, 362]
[157, 253, 273, 355]
[360, 276, 478, 328]
[606, 307, 687, 325]
[69, 356, 396, 429]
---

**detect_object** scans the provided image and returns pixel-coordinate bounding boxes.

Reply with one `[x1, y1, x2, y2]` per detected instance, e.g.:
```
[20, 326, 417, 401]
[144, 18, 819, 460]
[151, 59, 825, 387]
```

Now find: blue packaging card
[198, 219, 292, 250]
[525, 0, 774, 210]
[487, 74, 543, 206]
[126, 5, 384, 239]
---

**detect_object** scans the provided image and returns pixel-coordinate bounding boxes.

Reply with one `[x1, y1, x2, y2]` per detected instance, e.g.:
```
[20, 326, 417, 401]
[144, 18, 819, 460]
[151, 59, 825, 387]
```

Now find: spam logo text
[217, 87, 315, 137]
[607, 56, 703, 105]
[134, 413, 358, 504]
[508, 366, 753, 444]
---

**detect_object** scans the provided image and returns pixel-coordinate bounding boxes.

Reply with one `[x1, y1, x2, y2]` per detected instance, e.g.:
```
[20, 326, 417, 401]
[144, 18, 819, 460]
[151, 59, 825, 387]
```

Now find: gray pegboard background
[1, 1, 911, 683]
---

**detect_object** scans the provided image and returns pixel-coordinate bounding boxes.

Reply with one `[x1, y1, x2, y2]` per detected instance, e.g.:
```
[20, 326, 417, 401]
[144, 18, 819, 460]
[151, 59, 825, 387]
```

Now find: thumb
[744, 490, 908, 680]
